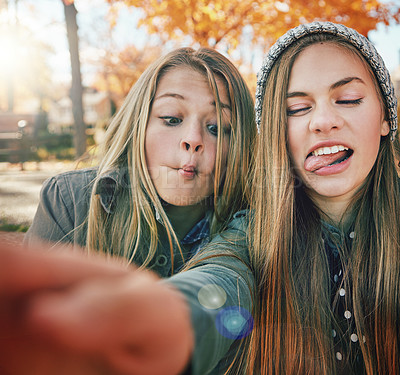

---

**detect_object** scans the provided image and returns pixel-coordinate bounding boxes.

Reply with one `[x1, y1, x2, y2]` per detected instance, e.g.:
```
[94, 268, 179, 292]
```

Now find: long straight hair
[247, 33, 400, 374]
[86, 48, 255, 271]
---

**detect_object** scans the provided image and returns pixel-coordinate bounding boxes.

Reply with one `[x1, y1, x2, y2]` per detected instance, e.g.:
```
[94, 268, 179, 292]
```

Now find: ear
[381, 120, 390, 136]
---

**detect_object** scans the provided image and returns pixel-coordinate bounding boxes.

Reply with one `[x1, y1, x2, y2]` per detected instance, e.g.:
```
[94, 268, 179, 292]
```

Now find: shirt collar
[95, 168, 212, 245]
[322, 221, 355, 258]
[95, 168, 126, 214]
[180, 210, 212, 245]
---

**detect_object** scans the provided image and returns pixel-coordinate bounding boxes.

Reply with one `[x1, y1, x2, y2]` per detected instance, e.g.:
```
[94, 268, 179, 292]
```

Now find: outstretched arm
[0, 213, 252, 375]
[0, 242, 194, 375]
[167, 212, 253, 374]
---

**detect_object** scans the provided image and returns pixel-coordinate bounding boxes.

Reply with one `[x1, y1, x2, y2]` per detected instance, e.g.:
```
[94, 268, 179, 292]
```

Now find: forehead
[157, 66, 223, 90]
[289, 42, 374, 89]
[155, 66, 230, 106]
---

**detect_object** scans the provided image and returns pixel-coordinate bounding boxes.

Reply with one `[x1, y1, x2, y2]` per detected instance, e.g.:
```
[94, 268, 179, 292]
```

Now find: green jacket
[24, 168, 212, 277]
[25, 168, 254, 374]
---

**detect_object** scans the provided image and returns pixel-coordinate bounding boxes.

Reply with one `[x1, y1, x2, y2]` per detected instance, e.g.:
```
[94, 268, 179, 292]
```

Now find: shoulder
[227, 209, 249, 232]
[45, 168, 98, 189]
[39, 168, 98, 213]
[25, 168, 98, 246]
[214, 209, 249, 244]
[193, 209, 250, 266]
[42, 168, 97, 198]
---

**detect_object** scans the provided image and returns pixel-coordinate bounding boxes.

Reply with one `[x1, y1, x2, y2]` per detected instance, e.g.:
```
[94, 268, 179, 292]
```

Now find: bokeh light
[215, 306, 253, 339]
[198, 284, 227, 310]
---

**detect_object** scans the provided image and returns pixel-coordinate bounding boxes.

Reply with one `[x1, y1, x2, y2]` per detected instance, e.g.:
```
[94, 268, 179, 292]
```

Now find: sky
[369, 22, 400, 73]
[7, 0, 400, 85]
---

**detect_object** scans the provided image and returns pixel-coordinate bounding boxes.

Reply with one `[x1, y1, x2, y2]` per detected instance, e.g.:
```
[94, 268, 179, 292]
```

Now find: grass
[0, 220, 29, 232]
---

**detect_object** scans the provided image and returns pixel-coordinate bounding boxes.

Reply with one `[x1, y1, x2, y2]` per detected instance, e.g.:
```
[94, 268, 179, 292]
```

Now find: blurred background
[0, 0, 400, 236]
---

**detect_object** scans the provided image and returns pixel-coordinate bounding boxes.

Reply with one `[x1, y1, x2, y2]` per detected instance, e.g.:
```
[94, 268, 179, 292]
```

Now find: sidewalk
[0, 160, 76, 227]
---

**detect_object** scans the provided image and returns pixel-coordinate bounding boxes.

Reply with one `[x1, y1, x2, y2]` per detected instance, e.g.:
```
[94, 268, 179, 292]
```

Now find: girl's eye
[207, 124, 218, 136]
[160, 116, 182, 126]
[336, 98, 363, 105]
[287, 106, 312, 117]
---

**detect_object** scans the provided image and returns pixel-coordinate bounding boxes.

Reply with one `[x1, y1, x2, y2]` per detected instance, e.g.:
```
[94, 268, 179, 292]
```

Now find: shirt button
[344, 310, 352, 319]
[334, 274, 339, 282]
[155, 254, 168, 266]
[351, 333, 358, 342]
[332, 329, 337, 337]
[339, 288, 346, 296]
[336, 352, 343, 361]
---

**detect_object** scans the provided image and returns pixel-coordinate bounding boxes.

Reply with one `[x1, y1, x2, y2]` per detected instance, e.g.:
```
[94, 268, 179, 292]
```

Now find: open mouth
[305, 145, 354, 172]
[327, 149, 353, 166]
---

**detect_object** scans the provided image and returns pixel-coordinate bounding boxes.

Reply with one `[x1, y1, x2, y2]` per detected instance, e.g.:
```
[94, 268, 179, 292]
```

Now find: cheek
[144, 139, 154, 168]
[144, 131, 163, 173]
[361, 112, 385, 148]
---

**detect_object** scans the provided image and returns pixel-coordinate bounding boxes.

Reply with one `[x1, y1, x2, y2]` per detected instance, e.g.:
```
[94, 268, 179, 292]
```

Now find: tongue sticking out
[304, 150, 350, 172]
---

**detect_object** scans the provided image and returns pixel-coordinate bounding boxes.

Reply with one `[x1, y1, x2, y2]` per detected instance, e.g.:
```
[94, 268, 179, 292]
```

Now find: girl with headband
[248, 21, 400, 374]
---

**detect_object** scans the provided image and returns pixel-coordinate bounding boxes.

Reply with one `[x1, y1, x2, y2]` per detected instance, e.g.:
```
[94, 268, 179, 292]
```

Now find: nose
[181, 123, 204, 153]
[309, 103, 344, 134]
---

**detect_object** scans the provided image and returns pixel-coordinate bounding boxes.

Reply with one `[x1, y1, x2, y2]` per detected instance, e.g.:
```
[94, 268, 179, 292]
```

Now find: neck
[164, 201, 209, 240]
[311, 194, 352, 229]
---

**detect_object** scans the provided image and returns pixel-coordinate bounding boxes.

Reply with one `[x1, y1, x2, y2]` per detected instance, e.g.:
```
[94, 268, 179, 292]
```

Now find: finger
[26, 271, 158, 352]
[0, 242, 131, 296]
[104, 282, 194, 375]
[26, 273, 193, 375]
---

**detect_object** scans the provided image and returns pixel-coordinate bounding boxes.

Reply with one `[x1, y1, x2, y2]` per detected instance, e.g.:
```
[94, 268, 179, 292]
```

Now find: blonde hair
[86, 47, 255, 271]
[247, 33, 400, 374]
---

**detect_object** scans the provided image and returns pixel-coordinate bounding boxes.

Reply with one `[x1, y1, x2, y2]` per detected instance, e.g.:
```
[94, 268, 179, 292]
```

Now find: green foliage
[0, 219, 29, 233]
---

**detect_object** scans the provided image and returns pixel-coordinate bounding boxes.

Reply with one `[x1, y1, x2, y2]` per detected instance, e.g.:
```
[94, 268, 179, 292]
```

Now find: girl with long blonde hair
[248, 22, 400, 374]
[25, 47, 255, 277]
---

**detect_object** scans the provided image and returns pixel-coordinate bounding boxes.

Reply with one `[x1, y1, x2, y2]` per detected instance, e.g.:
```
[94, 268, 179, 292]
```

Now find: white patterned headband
[255, 21, 398, 141]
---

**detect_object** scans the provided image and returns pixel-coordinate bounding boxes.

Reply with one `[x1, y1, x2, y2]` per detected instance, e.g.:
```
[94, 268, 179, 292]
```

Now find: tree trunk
[63, 0, 86, 158]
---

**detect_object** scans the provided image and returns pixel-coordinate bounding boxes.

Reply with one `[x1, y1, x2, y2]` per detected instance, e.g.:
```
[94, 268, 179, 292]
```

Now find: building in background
[47, 87, 112, 135]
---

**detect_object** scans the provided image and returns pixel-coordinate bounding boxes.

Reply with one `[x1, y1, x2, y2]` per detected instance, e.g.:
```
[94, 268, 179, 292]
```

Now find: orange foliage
[106, 0, 400, 49]
[93, 45, 162, 108]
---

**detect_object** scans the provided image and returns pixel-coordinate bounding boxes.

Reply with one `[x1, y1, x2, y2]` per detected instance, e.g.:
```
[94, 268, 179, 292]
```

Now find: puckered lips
[304, 144, 354, 174]
[178, 164, 197, 179]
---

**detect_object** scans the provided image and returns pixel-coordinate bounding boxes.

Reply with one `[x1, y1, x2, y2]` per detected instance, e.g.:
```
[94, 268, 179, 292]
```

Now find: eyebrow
[287, 76, 365, 98]
[154, 92, 231, 110]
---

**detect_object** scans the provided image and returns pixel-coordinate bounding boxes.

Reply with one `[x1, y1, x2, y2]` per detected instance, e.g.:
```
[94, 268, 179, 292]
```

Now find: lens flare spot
[198, 284, 227, 309]
[215, 306, 253, 339]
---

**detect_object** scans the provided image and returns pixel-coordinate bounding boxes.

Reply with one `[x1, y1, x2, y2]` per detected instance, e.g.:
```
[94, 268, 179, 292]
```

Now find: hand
[0, 241, 129, 295]
[0, 243, 194, 375]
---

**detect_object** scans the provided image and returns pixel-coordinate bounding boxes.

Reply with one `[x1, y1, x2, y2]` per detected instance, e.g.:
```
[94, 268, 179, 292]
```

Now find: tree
[94, 44, 162, 108]
[106, 0, 400, 50]
[62, 0, 86, 158]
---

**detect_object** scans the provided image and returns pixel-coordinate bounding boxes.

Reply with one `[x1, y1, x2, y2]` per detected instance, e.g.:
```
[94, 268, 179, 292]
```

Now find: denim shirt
[24, 167, 211, 277]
